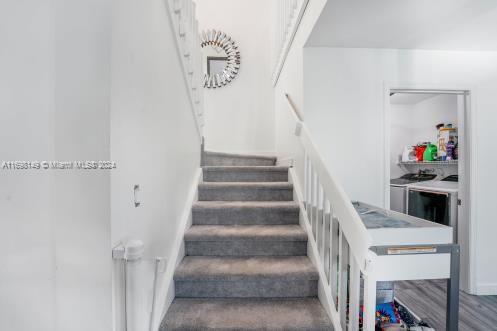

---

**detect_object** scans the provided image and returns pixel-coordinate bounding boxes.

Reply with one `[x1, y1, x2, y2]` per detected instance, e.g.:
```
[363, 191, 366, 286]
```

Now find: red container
[415, 145, 426, 161]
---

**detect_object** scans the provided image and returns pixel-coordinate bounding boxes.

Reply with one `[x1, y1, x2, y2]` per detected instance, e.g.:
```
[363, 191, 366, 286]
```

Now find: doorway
[384, 88, 474, 294]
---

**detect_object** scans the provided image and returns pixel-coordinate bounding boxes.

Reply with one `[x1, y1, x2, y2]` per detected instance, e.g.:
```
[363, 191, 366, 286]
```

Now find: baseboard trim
[153, 168, 202, 330]
[476, 282, 497, 295]
[288, 168, 342, 331]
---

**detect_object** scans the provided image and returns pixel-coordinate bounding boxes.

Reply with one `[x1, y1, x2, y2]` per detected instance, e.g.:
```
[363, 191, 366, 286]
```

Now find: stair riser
[199, 187, 293, 201]
[185, 241, 307, 256]
[203, 170, 288, 182]
[175, 279, 318, 298]
[205, 155, 275, 167]
[192, 208, 300, 225]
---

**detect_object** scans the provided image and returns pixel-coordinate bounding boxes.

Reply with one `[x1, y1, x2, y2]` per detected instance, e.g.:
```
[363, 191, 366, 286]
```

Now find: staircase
[160, 152, 333, 331]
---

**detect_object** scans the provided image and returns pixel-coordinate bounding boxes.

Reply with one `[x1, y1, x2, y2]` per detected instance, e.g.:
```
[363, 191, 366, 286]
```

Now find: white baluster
[317, 184, 324, 250]
[363, 261, 377, 331]
[311, 171, 318, 240]
[348, 254, 361, 331]
[303, 153, 308, 205]
[306, 161, 312, 220]
[311, 169, 315, 234]
[330, 217, 340, 305]
[338, 230, 349, 330]
[323, 199, 331, 282]
[320, 194, 328, 265]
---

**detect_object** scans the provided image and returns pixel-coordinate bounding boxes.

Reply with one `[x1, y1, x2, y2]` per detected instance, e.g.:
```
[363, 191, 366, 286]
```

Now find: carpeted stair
[161, 152, 333, 331]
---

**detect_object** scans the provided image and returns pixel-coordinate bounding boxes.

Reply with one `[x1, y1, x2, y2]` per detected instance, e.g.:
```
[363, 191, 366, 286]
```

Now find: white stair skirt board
[154, 168, 202, 330]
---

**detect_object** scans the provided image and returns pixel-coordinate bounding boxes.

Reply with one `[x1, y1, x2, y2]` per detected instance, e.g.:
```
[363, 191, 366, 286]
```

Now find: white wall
[304, 47, 497, 294]
[0, 2, 55, 330]
[52, 1, 112, 330]
[390, 94, 458, 178]
[195, 0, 275, 154]
[390, 104, 413, 178]
[1, 0, 201, 329]
[272, 0, 328, 192]
[306, 0, 497, 51]
[111, 0, 201, 329]
[0, 1, 113, 330]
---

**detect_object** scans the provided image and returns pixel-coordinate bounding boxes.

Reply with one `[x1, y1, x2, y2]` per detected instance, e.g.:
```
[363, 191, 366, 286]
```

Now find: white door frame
[382, 83, 478, 294]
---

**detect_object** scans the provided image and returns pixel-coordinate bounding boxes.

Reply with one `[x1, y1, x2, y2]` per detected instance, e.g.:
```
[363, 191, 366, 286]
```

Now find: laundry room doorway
[384, 87, 474, 294]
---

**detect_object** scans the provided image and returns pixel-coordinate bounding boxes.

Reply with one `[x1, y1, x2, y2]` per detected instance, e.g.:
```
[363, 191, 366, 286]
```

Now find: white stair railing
[165, 0, 204, 138]
[271, 0, 308, 85]
[283, 93, 377, 331]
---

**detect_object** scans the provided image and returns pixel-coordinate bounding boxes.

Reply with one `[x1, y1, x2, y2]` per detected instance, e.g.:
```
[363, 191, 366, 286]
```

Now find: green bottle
[423, 143, 438, 161]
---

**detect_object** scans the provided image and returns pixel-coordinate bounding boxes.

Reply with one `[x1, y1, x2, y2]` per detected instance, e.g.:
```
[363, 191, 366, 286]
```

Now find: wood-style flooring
[395, 280, 497, 330]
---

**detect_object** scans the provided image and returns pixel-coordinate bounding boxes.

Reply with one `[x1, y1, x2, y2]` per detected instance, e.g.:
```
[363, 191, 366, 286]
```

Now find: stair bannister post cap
[124, 239, 145, 261]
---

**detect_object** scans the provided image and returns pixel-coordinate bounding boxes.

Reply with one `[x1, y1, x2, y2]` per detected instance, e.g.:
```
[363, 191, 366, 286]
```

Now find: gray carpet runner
[161, 152, 333, 330]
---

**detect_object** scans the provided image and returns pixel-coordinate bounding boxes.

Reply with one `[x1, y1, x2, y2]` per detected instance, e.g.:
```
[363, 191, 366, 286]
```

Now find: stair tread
[198, 182, 293, 201]
[204, 151, 277, 166]
[203, 166, 289, 182]
[161, 297, 333, 331]
[205, 151, 277, 161]
[192, 201, 300, 226]
[193, 201, 299, 209]
[199, 182, 293, 188]
[175, 256, 318, 281]
[185, 225, 307, 241]
[203, 166, 289, 171]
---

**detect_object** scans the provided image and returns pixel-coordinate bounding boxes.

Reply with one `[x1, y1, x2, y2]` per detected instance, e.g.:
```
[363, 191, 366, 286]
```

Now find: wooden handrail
[285, 93, 304, 122]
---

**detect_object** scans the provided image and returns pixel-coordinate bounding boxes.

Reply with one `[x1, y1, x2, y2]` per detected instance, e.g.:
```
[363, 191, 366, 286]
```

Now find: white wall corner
[153, 168, 202, 329]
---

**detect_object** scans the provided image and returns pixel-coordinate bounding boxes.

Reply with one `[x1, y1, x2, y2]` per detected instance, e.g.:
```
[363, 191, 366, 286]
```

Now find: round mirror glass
[203, 45, 228, 77]
[201, 29, 240, 88]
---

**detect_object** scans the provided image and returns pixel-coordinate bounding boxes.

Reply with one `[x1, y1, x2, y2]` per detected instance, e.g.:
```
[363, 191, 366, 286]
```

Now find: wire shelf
[398, 160, 458, 166]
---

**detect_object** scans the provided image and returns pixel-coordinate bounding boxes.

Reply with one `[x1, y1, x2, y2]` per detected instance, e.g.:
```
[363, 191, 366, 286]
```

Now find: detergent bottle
[423, 143, 438, 161]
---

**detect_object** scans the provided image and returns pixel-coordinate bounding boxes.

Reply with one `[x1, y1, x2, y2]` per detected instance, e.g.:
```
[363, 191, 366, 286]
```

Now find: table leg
[446, 245, 460, 331]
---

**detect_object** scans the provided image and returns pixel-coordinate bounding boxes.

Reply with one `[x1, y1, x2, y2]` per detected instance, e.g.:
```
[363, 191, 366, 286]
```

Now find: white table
[353, 201, 459, 331]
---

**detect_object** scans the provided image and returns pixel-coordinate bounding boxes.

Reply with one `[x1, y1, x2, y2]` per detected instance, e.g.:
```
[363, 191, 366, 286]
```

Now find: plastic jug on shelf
[401, 146, 415, 162]
[415, 144, 427, 161]
[423, 143, 438, 162]
[447, 139, 456, 160]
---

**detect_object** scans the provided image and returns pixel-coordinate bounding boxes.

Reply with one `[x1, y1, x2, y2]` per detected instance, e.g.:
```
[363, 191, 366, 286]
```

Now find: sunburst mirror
[200, 29, 241, 88]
